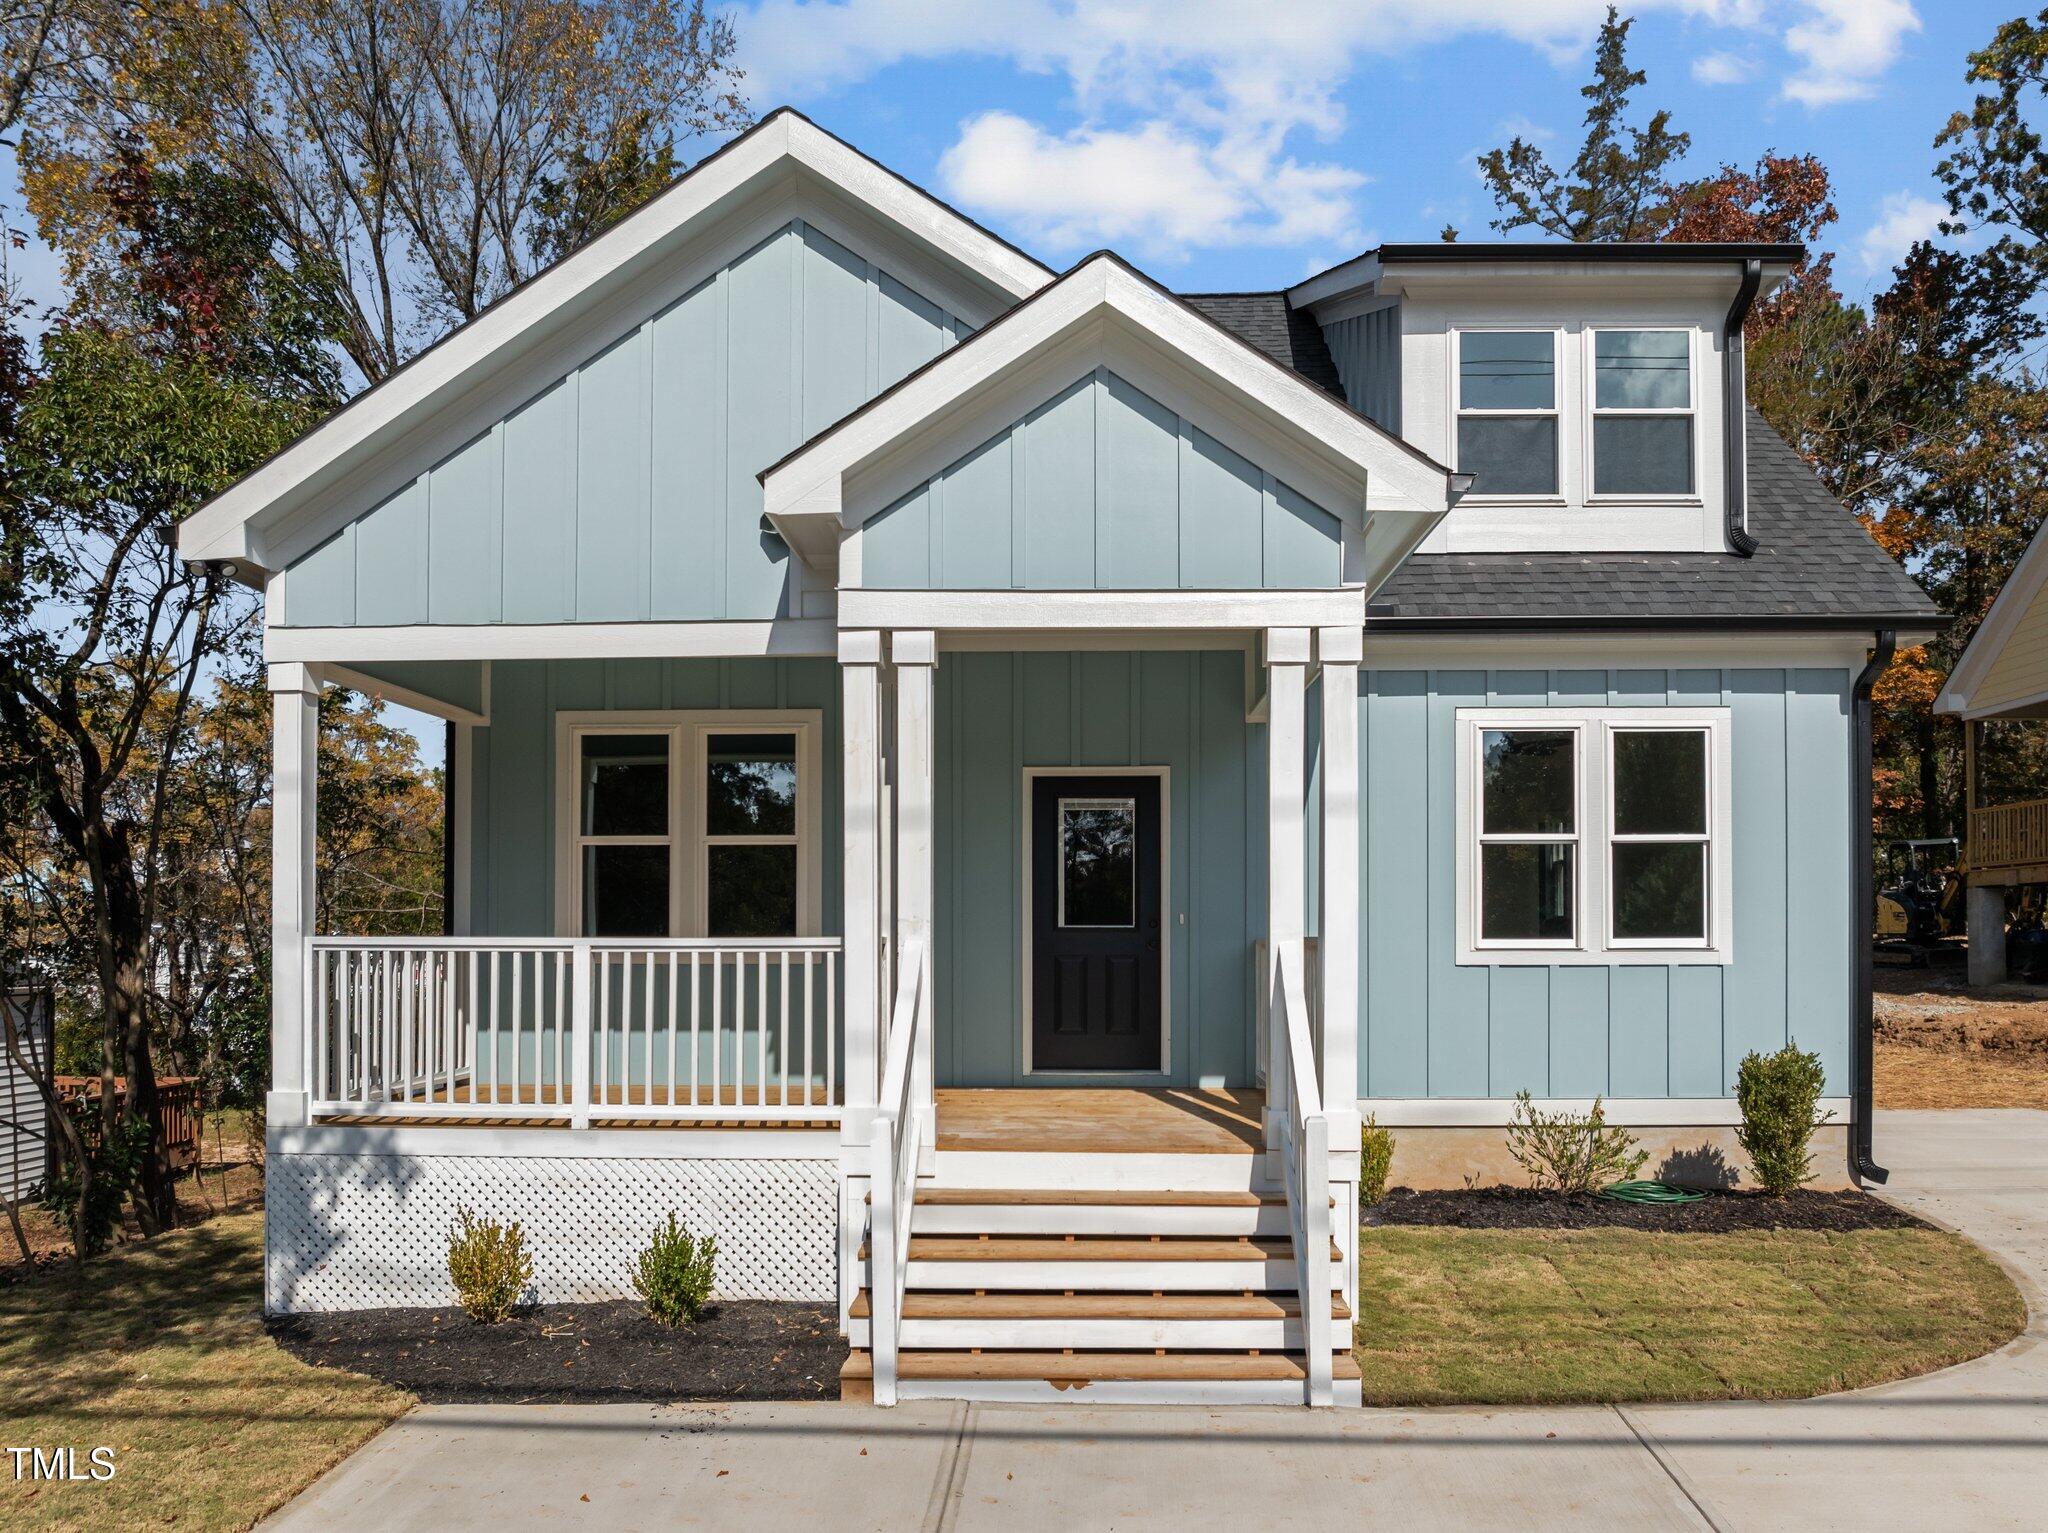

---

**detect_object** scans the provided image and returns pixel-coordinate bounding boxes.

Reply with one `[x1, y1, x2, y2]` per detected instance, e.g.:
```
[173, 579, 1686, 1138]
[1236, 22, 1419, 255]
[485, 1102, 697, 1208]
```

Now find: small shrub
[447, 1207, 533, 1322]
[632, 1211, 717, 1326]
[1736, 1043, 1833, 1195]
[1359, 1115, 1395, 1207]
[1504, 1090, 1647, 1194]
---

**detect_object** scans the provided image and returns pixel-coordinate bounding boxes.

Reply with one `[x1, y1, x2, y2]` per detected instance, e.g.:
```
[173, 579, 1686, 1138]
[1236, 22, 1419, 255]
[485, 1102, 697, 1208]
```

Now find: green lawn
[0, 1212, 411, 1533]
[1355, 1223, 2027, 1406]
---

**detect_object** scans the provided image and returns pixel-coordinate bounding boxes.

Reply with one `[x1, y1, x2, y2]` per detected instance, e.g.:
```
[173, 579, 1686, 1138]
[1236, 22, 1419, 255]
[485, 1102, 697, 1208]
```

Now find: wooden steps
[850, 1291, 1350, 1321]
[840, 1350, 1361, 1405]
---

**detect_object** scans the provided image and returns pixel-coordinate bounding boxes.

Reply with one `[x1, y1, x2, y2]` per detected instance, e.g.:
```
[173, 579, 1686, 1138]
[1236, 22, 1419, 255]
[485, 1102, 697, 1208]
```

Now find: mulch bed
[1367, 1186, 1933, 1234]
[268, 1299, 846, 1404]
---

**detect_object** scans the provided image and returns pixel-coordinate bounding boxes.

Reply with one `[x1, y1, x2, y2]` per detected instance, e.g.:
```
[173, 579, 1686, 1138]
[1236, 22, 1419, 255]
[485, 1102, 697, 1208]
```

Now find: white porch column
[892, 630, 937, 1117]
[839, 631, 884, 1136]
[268, 662, 320, 1129]
[1265, 628, 1310, 1146]
[1317, 626, 1362, 1145]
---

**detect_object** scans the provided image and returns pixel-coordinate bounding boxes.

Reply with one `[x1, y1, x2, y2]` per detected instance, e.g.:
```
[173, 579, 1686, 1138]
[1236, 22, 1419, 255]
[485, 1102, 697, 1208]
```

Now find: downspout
[1723, 258, 1763, 557]
[1850, 631, 1896, 1185]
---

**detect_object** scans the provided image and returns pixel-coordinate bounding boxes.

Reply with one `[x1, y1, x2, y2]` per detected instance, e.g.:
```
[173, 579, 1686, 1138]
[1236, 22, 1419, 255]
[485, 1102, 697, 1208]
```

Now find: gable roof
[1358, 410, 1937, 631]
[760, 251, 1464, 593]
[1937, 517, 2048, 718]
[177, 108, 1054, 573]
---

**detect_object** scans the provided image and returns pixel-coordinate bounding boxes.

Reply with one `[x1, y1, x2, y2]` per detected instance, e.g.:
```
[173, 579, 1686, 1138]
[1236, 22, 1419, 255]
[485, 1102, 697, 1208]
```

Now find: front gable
[278, 220, 971, 627]
[860, 367, 1343, 591]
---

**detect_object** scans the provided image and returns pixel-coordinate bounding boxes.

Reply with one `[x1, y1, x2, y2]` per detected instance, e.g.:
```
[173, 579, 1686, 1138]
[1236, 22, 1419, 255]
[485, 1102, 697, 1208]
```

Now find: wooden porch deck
[934, 1087, 1265, 1154]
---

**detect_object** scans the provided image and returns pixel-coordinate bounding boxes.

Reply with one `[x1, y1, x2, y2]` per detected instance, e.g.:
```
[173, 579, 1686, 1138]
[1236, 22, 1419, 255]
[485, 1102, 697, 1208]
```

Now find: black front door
[1030, 775, 1163, 1072]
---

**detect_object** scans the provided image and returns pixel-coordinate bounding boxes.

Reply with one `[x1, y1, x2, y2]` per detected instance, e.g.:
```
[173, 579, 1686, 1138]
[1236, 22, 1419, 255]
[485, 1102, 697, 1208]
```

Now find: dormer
[1287, 244, 1801, 555]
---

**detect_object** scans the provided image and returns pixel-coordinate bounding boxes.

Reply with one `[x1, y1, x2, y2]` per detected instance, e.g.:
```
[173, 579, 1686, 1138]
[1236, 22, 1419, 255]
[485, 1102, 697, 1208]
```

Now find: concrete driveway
[266, 1110, 2046, 1533]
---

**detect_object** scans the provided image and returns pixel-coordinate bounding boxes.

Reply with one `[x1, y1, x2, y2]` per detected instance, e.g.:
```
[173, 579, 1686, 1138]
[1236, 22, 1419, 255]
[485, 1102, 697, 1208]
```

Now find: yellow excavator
[1874, 838, 1966, 965]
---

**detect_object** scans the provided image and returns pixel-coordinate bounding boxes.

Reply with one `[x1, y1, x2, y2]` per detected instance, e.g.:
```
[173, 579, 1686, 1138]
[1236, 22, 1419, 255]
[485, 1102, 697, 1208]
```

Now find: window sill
[1583, 495, 1705, 509]
[1456, 946, 1733, 968]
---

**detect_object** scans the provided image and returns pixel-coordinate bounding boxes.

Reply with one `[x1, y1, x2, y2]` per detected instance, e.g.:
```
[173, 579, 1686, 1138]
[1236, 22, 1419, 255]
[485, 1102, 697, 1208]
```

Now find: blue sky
[727, 0, 2008, 301]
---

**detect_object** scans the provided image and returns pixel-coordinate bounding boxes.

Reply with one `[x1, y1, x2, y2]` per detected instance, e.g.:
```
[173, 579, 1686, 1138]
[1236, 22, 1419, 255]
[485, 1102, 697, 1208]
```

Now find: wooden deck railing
[1969, 797, 2048, 874]
[305, 937, 843, 1125]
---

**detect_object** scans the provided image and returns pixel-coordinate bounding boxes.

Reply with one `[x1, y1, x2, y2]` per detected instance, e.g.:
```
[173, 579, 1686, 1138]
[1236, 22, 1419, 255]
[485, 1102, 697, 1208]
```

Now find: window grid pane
[1460, 331, 1556, 410]
[1593, 416, 1693, 496]
[1594, 329, 1691, 409]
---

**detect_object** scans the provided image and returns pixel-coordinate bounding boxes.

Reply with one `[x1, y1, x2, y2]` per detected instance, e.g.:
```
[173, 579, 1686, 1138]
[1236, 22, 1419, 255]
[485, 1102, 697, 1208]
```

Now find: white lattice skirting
[265, 1153, 837, 1312]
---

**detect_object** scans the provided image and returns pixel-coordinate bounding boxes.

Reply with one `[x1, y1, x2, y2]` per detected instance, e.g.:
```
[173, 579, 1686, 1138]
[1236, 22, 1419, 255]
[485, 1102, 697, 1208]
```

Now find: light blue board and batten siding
[1359, 666, 1854, 1100]
[279, 221, 966, 627]
[933, 650, 1266, 1089]
[860, 369, 1344, 591]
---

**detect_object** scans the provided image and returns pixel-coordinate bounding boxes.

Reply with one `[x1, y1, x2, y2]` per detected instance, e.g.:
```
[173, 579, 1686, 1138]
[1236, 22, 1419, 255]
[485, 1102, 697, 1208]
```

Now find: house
[1937, 518, 2048, 983]
[177, 110, 1936, 1406]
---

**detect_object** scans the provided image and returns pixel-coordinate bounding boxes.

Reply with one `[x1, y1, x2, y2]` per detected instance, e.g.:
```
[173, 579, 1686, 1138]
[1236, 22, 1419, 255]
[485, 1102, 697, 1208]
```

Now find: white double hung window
[1590, 329, 1695, 497]
[1456, 707, 1732, 964]
[556, 712, 821, 940]
[1455, 329, 1560, 497]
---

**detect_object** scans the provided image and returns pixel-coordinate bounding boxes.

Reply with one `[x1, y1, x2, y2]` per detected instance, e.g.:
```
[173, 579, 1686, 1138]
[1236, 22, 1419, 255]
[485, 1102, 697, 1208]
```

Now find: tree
[19, 0, 749, 383]
[0, 154, 334, 1235]
[1470, 7, 1689, 242]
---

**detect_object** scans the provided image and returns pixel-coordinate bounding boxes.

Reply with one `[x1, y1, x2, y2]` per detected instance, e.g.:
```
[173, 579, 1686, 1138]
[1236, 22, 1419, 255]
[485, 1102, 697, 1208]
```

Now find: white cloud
[1782, 0, 1920, 107]
[1859, 191, 1945, 275]
[732, 2, 1907, 253]
[1692, 50, 1757, 86]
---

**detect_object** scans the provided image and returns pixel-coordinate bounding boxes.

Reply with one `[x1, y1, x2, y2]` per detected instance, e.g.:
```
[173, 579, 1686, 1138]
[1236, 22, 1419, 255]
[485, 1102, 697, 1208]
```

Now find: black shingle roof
[1177, 287, 1934, 630]
[1368, 412, 1935, 628]
[1179, 293, 1346, 399]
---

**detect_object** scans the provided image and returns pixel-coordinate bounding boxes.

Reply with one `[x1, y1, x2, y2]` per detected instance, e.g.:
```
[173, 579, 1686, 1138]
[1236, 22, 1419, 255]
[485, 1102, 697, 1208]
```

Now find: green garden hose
[1598, 1179, 1705, 1205]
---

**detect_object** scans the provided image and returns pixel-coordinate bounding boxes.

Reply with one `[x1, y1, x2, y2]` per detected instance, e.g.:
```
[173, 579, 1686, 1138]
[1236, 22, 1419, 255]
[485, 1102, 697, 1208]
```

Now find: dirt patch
[1, 1156, 264, 1285]
[268, 1298, 847, 1404]
[1872, 969, 2048, 1107]
[1368, 1185, 1931, 1234]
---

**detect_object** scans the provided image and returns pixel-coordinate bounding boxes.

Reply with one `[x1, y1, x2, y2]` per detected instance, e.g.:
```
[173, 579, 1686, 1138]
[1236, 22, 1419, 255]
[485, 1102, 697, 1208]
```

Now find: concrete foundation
[1967, 882, 2009, 986]
[1380, 1123, 1854, 1192]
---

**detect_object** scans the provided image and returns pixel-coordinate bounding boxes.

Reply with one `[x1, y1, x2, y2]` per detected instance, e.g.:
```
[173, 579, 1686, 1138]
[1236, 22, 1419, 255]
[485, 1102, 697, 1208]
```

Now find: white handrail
[305, 936, 843, 1124]
[1275, 939, 1334, 1406]
[867, 938, 927, 1408]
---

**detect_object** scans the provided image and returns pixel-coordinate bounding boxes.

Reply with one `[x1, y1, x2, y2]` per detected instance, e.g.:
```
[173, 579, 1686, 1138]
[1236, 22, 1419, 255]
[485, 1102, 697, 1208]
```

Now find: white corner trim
[1359, 1097, 1850, 1128]
[178, 110, 1052, 570]
[266, 619, 836, 663]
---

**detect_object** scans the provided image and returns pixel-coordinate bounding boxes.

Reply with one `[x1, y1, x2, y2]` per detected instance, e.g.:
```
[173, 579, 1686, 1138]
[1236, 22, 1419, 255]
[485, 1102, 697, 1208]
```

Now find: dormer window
[1591, 329, 1695, 497]
[1456, 330, 1558, 497]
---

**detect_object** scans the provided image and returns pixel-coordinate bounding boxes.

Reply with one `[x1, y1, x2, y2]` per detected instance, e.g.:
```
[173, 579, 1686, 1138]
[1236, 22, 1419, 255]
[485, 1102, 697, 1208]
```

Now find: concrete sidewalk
[266, 1110, 2046, 1533]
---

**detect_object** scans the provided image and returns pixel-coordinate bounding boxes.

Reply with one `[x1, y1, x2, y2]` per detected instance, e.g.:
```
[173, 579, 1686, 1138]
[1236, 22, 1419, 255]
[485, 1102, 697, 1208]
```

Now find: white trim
[1021, 767, 1172, 1078]
[1360, 632, 1880, 670]
[551, 709, 824, 940]
[1939, 516, 2048, 717]
[1450, 324, 1564, 502]
[839, 588, 1366, 633]
[1357, 1097, 1849, 1128]
[312, 662, 489, 726]
[1454, 705, 1735, 966]
[179, 111, 1050, 569]
[266, 619, 835, 663]
[1583, 325, 1701, 504]
[451, 723, 474, 935]
[272, 1122, 839, 1158]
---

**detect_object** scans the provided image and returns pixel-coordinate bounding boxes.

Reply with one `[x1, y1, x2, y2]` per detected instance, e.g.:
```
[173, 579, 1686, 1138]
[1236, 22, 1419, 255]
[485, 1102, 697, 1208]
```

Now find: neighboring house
[1937, 519, 2048, 983]
[177, 110, 1937, 1406]
[2, 986, 54, 1209]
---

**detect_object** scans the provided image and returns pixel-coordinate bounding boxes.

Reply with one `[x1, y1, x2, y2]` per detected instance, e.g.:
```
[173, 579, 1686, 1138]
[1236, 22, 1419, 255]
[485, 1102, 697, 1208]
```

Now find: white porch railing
[1252, 936, 1319, 1088]
[1271, 938, 1335, 1406]
[305, 937, 842, 1125]
[866, 938, 927, 1408]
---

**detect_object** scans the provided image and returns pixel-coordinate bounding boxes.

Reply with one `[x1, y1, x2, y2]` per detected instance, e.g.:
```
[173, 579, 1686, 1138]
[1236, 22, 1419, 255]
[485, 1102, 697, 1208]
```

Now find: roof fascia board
[178, 110, 1053, 570]
[1937, 518, 2048, 714]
